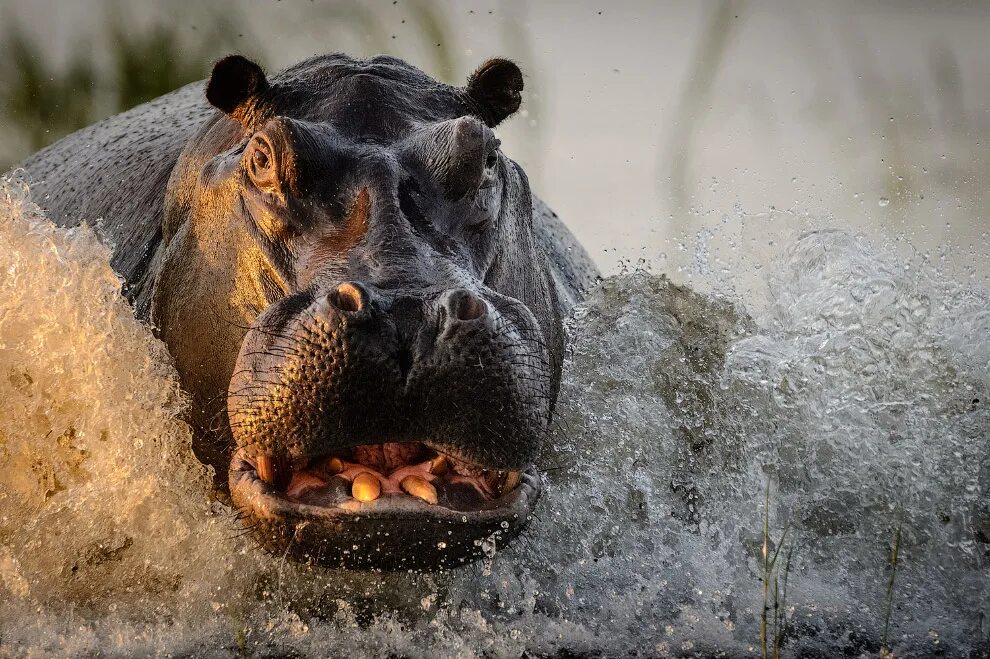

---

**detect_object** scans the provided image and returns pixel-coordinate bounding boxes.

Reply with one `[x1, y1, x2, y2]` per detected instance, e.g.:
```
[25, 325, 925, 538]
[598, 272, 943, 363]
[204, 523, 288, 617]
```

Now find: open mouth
[229, 442, 541, 570]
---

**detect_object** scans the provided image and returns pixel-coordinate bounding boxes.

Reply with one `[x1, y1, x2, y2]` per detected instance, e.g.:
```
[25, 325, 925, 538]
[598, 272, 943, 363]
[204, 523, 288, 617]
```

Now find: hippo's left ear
[206, 55, 270, 128]
[465, 58, 523, 127]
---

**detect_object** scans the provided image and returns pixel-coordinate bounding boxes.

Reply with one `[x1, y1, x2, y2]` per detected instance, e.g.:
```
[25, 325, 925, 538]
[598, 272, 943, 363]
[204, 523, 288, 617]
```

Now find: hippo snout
[227, 280, 550, 568]
[228, 280, 549, 466]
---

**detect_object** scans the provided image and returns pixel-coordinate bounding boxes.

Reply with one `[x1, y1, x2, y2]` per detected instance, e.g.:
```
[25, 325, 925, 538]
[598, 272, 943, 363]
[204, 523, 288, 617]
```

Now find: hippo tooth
[429, 455, 449, 475]
[503, 471, 521, 493]
[351, 472, 380, 502]
[326, 456, 344, 474]
[400, 475, 438, 505]
[256, 454, 277, 485]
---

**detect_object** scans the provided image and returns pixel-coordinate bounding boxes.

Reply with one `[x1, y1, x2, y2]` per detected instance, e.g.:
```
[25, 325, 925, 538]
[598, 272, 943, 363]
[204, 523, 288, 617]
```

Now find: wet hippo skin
[19, 53, 599, 570]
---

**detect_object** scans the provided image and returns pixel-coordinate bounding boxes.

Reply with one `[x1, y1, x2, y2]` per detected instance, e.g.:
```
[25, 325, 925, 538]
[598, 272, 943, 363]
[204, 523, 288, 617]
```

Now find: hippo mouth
[229, 442, 541, 570]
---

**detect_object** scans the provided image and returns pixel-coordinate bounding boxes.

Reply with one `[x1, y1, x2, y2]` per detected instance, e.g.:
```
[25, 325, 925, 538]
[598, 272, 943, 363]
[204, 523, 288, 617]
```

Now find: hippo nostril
[330, 282, 366, 313]
[448, 289, 487, 322]
[395, 347, 413, 381]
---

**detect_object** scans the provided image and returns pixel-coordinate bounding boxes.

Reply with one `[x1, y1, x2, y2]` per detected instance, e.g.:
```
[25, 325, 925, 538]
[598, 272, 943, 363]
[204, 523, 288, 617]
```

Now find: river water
[1, 174, 987, 656]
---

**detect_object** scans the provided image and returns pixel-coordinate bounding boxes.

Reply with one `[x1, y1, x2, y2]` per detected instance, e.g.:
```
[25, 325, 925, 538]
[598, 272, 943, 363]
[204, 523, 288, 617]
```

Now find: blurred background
[1, 0, 987, 282]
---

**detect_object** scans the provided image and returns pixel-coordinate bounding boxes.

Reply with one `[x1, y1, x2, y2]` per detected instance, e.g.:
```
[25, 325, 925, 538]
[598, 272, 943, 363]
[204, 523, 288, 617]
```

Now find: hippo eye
[484, 139, 502, 171]
[252, 148, 269, 170]
[246, 135, 279, 192]
[481, 144, 500, 189]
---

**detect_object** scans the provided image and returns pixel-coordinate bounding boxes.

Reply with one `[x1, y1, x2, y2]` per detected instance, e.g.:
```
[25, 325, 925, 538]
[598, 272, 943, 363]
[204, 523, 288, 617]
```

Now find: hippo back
[532, 197, 599, 307]
[16, 80, 598, 316]
[18, 82, 213, 316]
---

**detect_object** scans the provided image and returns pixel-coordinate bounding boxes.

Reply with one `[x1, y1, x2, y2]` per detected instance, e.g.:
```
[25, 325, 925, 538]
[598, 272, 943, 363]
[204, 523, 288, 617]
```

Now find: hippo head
[152, 54, 563, 569]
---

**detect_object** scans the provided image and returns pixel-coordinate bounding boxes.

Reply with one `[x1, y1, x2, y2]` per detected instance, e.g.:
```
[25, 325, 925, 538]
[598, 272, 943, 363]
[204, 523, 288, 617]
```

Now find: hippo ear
[206, 55, 269, 127]
[465, 58, 523, 127]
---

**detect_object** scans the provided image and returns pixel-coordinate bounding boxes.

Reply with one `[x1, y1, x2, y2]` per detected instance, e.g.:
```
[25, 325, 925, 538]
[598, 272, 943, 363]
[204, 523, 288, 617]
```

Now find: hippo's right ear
[206, 55, 269, 127]
[465, 58, 523, 127]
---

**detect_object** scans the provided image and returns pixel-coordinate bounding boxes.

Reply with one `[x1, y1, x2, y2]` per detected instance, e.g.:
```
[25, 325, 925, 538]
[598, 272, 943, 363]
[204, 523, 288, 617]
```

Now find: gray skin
[19, 53, 599, 570]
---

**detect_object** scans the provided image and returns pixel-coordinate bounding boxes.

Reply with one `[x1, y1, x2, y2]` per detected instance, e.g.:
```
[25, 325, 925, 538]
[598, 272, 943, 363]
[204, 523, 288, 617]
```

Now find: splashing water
[0, 175, 987, 656]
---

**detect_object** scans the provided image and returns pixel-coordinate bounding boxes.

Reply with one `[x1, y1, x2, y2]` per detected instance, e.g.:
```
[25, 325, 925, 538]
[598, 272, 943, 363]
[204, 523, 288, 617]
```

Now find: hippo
[18, 53, 598, 570]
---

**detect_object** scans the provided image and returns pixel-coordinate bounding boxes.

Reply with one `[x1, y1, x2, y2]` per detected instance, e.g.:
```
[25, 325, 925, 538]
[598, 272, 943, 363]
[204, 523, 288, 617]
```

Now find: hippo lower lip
[229, 442, 541, 570]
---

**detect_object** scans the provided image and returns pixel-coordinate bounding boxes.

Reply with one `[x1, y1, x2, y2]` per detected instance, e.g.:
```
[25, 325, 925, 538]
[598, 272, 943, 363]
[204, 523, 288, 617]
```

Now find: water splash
[0, 175, 987, 656]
